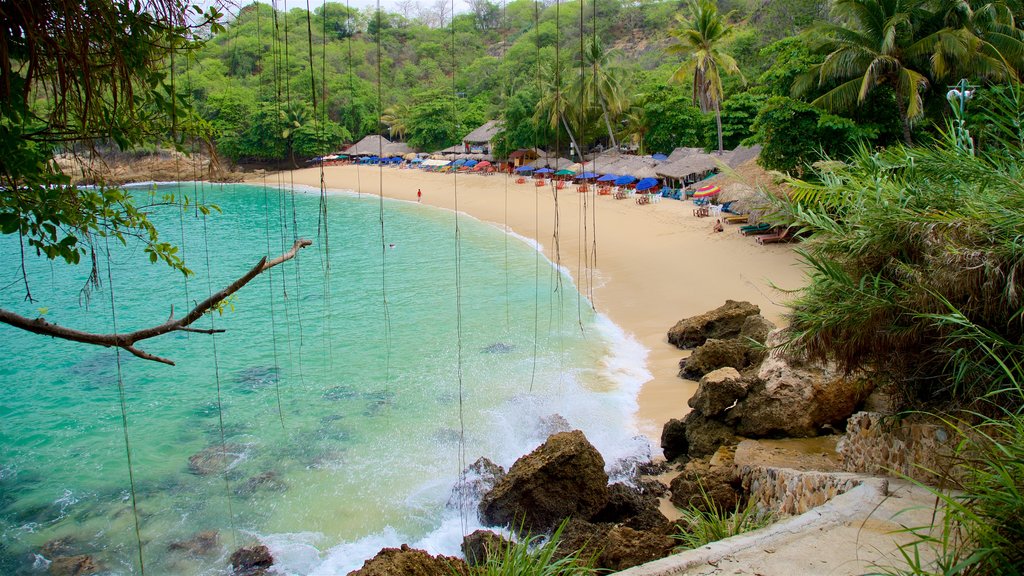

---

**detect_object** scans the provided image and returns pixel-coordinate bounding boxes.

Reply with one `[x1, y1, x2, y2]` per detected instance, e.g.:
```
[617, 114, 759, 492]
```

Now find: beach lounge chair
[724, 215, 748, 224]
[670, 189, 683, 200]
[720, 200, 737, 214]
[739, 222, 772, 235]
[756, 227, 796, 245]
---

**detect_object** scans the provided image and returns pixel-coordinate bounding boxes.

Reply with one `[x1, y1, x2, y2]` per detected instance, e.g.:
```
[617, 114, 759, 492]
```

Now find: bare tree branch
[0, 239, 313, 366]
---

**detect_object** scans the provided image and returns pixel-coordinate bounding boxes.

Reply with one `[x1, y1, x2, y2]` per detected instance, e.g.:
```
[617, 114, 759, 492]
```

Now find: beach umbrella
[554, 169, 576, 176]
[575, 172, 598, 180]
[452, 158, 467, 166]
[693, 184, 721, 198]
[515, 165, 534, 173]
[613, 175, 636, 186]
[535, 167, 553, 174]
[477, 160, 491, 167]
[636, 178, 660, 192]
[411, 157, 423, 163]
[597, 174, 618, 182]
[652, 153, 669, 161]
[464, 159, 479, 167]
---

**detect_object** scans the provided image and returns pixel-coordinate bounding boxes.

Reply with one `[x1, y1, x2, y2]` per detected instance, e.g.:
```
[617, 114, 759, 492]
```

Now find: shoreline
[249, 165, 806, 442]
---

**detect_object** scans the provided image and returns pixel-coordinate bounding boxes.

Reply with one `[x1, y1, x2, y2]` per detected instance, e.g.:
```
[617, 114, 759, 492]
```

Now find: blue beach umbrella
[535, 167, 553, 174]
[636, 177, 660, 191]
[515, 166, 534, 173]
[575, 172, 598, 180]
[613, 175, 636, 186]
[597, 174, 618, 182]
[452, 158, 467, 166]
[411, 158, 423, 163]
[652, 153, 669, 161]
[464, 159, 479, 167]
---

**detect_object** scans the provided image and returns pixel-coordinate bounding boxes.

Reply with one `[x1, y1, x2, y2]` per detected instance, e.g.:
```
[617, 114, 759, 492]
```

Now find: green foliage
[672, 486, 771, 550]
[750, 96, 864, 174]
[641, 86, 709, 154]
[467, 521, 599, 576]
[405, 91, 487, 152]
[773, 86, 1024, 404]
[717, 92, 768, 150]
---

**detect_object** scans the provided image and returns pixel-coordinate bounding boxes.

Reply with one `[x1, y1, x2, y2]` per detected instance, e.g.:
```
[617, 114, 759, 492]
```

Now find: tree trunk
[561, 115, 582, 161]
[599, 99, 618, 149]
[895, 91, 913, 145]
[715, 101, 724, 155]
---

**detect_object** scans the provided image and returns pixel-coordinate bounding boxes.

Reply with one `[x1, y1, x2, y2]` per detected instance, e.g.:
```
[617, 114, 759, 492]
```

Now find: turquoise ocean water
[0, 182, 651, 574]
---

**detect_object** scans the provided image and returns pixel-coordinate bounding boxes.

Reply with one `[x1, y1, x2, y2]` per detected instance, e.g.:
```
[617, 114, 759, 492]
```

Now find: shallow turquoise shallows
[0, 182, 650, 574]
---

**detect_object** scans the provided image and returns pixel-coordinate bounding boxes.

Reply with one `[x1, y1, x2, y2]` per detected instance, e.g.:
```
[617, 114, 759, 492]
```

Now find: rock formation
[346, 544, 468, 576]
[478, 430, 609, 534]
[229, 544, 273, 576]
[667, 300, 760, 349]
[461, 530, 510, 566]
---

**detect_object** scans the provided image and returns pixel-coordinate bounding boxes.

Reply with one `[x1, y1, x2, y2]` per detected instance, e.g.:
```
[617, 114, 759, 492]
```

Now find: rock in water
[479, 430, 609, 533]
[447, 457, 506, 510]
[188, 444, 244, 475]
[168, 530, 219, 556]
[667, 300, 760, 349]
[229, 544, 273, 576]
[48, 555, 99, 576]
[347, 544, 468, 576]
[481, 342, 516, 354]
[461, 530, 511, 566]
[660, 418, 689, 462]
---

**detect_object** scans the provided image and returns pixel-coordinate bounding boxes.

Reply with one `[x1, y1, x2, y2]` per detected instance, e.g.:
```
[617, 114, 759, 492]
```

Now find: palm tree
[668, 0, 744, 155]
[534, 59, 583, 160]
[280, 102, 310, 167]
[574, 38, 629, 150]
[793, 0, 933, 145]
[381, 103, 410, 141]
[924, 0, 1024, 82]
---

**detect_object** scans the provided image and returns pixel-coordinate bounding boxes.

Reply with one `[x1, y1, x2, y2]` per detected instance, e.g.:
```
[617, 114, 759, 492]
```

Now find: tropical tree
[381, 102, 411, 141]
[281, 101, 311, 166]
[667, 0, 745, 155]
[573, 38, 629, 149]
[535, 59, 584, 159]
[793, 0, 933, 144]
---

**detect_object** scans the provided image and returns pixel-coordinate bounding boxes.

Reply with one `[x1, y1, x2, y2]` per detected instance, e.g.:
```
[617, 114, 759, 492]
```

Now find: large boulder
[592, 483, 669, 532]
[347, 544, 468, 576]
[479, 431, 609, 534]
[679, 339, 751, 379]
[729, 343, 873, 438]
[683, 411, 737, 459]
[668, 300, 760, 349]
[669, 449, 741, 513]
[660, 418, 688, 462]
[229, 545, 273, 576]
[739, 315, 777, 366]
[555, 519, 611, 564]
[688, 367, 748, 417]
[598, 526, 675, 571]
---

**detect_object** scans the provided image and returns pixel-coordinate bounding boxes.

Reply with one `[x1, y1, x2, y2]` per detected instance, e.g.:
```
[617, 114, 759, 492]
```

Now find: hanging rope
[102, 233, 145, 574]
[449, 0, 468, 536]
[529, 0, 541, 393]
[374, 3, 393, 394]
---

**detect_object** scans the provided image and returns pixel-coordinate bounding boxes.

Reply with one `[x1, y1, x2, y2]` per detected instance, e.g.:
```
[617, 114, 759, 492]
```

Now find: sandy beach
[257, 164, 806, 441]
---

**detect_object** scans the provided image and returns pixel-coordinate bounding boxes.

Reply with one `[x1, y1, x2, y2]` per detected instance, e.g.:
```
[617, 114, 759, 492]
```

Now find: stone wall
[837, 411, 959, 485]
[739, 466, 864, 517]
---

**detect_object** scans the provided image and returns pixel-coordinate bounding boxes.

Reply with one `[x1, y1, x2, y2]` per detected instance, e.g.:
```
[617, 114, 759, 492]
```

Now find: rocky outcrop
[669, 448, 742, 513]
[448, 457, 505, 510]
[168, 530, 219, 556]
[687, 367, 747, 417]
[728, 344, 872, 438]
[680, 411, 737, 459]
[668, 300, 760, 349]
[592, 483, 669, 532]
[346, 544, 468, 576]
[479, 430, 609, 534]
[599, 526, 676, 571]
[660, 418, 689, 462]
[461, 530, 510, 566]
[229, 545, 273, 576]
[679, 338, 750, 378]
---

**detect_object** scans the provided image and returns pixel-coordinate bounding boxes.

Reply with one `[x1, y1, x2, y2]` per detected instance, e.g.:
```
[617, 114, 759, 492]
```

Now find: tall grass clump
[672, 486, 771, 550]
[771, 84, 1024, 408]
[468, 521, 599, 576]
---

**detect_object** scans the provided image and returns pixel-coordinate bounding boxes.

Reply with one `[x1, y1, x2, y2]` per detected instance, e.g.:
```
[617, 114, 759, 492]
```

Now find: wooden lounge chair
[724, 215, 748, 224]
[756, 227, 796, 245]
[739, 222, 772, 235]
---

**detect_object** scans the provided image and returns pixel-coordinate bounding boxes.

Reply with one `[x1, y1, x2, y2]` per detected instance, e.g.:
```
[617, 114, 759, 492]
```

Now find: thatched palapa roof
[463, 120, 502, 144]
[346, 135, 415, 157]
[655, 152, 721, 179]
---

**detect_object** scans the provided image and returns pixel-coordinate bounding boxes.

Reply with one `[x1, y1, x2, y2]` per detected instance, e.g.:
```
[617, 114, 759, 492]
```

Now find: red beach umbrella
[693, 184, 721, 198]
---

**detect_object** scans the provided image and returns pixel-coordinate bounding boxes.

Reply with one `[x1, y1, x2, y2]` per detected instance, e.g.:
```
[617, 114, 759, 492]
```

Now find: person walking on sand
[417, 189, 422, 202]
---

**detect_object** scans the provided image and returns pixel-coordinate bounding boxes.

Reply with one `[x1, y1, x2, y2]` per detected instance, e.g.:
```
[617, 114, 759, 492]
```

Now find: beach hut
[462, 120, 502, 155]
[509, 148, 541, 168]
[346, 134, 394, 157]
[655, 152, 721, 188]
